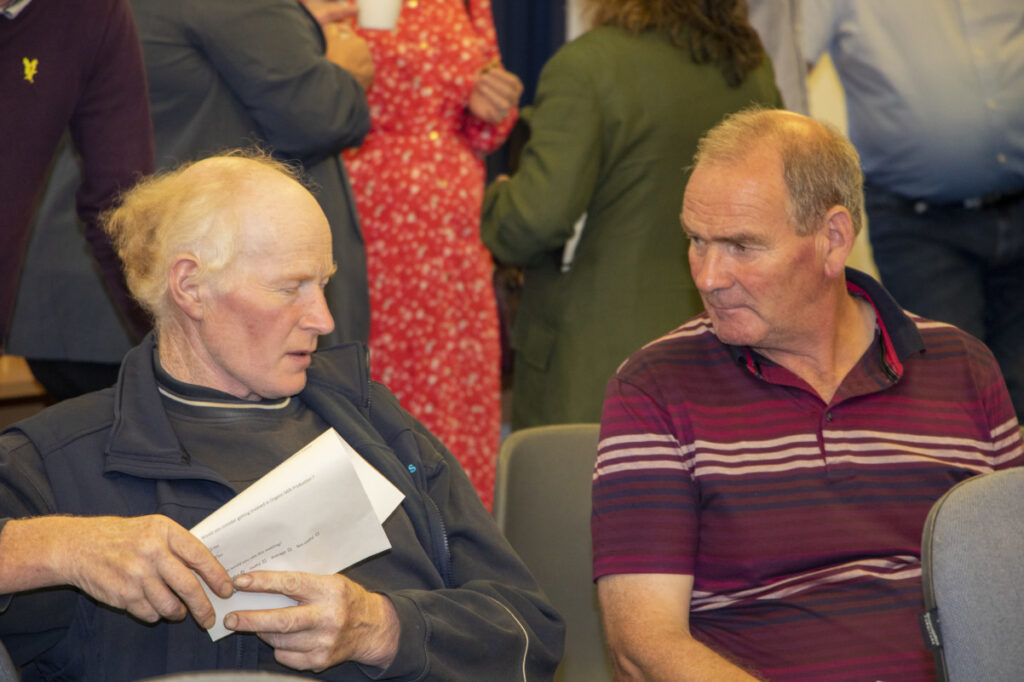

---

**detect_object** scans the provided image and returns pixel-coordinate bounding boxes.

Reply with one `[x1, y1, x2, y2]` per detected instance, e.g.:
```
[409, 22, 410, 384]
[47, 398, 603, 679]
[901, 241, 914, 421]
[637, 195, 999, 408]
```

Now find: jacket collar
[104, 333, 373, 476]
[105, 333, 188, 471]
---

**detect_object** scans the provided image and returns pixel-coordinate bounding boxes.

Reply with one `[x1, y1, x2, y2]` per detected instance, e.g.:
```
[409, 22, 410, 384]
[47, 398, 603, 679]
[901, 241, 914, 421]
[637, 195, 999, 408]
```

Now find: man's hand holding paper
[189, 428, 405, 642]
[224, 569, 401, 672]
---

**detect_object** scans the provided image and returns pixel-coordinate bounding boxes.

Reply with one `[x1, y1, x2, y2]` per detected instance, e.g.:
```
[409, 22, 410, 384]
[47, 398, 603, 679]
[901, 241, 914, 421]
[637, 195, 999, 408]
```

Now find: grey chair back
[920, 467, 1024, 681]
[493, 423, 611, 682]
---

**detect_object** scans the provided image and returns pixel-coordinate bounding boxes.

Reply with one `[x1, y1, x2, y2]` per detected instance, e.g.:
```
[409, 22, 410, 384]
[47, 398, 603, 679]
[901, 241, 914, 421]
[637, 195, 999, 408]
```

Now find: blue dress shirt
[803, 0, 1024, 202]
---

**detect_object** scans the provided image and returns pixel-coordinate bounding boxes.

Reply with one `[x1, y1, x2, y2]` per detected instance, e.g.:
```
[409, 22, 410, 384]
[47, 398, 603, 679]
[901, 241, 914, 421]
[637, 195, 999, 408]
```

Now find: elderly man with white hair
[0, 152, 563, 681]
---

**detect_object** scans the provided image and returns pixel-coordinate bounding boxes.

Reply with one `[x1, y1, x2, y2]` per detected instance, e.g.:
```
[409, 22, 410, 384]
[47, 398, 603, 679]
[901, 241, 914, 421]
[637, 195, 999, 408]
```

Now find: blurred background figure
[0, 0, 153, 356]
[747, 0, 807, 114]
[321, 0, 522, 509]
[8, 0, 373, 401]
[804, 0, 1024, 420]
[480, 0, 781, 430]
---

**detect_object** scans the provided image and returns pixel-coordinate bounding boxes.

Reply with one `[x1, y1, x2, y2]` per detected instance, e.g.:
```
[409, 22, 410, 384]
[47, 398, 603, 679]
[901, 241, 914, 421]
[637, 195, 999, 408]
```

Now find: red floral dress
[343, 0, 515, 509]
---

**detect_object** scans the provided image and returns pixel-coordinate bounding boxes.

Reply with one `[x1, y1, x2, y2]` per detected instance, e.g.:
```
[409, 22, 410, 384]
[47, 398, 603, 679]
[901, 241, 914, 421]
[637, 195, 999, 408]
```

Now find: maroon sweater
[0, 0, 154, 349]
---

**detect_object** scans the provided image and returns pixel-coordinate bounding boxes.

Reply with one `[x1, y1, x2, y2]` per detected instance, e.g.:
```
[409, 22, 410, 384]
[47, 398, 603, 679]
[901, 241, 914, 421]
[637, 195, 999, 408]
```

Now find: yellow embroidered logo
[22, 57, 38, 83]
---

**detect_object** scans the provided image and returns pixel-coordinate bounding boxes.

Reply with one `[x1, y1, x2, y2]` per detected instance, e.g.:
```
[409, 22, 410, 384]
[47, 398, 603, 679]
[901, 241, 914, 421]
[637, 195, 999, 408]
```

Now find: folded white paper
[190, 428, 405, 640]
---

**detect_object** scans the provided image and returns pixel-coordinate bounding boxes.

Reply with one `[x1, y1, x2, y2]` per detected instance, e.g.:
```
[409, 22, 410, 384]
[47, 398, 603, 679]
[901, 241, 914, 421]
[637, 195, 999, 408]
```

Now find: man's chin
[707, 309, 764, 346]
[258, 374, 307, 401]
[708, 321, 758, 347]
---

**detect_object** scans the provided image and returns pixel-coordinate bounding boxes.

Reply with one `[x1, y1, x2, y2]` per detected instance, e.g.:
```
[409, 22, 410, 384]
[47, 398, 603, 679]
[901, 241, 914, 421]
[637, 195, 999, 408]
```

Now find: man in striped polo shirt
[592, 108, 1023, 681]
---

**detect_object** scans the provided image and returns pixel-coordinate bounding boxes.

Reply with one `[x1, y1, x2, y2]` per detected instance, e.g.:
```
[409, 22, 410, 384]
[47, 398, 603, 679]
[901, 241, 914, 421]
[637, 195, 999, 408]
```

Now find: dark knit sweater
[0, 0, 154, 347]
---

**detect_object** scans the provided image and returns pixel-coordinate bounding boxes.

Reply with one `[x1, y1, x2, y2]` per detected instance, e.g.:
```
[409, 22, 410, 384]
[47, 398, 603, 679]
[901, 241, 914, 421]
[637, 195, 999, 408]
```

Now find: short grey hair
[694, 106, 865, 236]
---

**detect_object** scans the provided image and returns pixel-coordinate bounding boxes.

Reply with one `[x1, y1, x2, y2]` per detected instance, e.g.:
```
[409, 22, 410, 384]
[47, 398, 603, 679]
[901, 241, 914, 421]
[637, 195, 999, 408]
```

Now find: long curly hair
[582, 0, 766, 86]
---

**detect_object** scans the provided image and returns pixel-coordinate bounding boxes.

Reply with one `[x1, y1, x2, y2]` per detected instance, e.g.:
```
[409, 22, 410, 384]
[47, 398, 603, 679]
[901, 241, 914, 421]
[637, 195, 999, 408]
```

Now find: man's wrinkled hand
[225, 571, 400, 673]
[57, 515, 232, 628]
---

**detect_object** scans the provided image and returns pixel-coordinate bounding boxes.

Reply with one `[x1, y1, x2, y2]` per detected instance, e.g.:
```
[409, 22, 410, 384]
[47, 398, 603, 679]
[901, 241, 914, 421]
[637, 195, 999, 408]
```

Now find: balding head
[693, 108, 865, 237]
[103, 151, 310, 327]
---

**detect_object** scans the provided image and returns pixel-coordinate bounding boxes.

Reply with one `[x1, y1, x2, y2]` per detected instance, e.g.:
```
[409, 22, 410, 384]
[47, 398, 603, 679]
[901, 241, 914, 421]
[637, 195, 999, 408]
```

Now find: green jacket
[481, 26, 782, 429]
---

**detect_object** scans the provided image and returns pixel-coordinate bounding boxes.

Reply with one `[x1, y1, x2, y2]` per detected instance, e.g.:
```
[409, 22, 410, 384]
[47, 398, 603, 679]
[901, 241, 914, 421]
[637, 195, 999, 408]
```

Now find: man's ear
[167, 255, 205, 321]
[822, 206, 856, 279]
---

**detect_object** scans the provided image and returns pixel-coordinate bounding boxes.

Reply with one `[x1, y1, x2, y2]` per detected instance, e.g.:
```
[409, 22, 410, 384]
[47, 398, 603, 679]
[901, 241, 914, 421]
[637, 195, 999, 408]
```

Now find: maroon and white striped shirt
[592, 269, 1023, 681]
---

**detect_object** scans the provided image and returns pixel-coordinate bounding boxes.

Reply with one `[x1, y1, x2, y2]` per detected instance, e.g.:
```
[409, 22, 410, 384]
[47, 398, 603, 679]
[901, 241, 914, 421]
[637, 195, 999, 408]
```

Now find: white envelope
[190, 428, 405, 640]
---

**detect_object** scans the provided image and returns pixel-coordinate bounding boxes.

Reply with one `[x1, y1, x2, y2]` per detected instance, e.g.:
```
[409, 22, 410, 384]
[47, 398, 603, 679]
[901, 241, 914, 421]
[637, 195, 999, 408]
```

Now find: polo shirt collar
[844, 267, 924, 360]
[727, 267, 925, 379]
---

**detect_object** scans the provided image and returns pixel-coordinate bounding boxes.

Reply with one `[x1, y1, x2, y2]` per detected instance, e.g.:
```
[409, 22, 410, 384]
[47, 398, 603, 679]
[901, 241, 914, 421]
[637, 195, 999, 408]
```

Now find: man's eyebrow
[683, 228, 769, 246]
[722, 231, 770, 246]
[274, 266, 335, 284]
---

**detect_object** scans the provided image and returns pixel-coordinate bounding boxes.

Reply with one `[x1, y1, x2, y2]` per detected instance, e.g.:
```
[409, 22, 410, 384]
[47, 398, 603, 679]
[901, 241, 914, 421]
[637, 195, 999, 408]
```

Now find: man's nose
[304, 289, 335, 336]
[693, 246, 731, 293]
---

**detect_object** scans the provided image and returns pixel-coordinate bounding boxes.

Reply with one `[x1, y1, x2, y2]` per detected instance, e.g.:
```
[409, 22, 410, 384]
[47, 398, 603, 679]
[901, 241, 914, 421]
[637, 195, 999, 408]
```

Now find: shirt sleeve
[591, 371, 700, 581]
[184, 0, 370, 165]
[461, 106, 517, 157]
[69, 0, 155, 339]
[799, 0, 843, 66]
[0, 431, 77, 663]
[480, 41, 602, 267]
[0, 432, 57, 522]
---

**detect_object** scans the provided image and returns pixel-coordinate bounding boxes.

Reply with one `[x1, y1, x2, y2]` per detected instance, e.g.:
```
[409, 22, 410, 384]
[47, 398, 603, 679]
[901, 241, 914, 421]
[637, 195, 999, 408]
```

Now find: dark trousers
[865, 183, 1024, 419]
[26, 358, 121, 402]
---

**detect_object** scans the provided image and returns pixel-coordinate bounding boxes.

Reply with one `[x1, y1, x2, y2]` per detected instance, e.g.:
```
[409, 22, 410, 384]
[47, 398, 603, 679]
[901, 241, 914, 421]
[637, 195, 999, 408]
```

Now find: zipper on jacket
[424, 493, 453, 587]
[363, 347, 373, 412]
[362, 344, 452, 586]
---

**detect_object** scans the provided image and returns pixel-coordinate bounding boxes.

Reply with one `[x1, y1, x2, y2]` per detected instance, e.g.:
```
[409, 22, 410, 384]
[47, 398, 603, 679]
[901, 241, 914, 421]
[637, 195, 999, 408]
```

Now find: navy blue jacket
[0, 335, 563, 680]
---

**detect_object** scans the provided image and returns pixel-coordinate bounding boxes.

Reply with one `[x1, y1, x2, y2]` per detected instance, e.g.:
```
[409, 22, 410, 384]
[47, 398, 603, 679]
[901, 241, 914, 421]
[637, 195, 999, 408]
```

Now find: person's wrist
[0, 517, 72, 590]
[357, 592, 401, 669]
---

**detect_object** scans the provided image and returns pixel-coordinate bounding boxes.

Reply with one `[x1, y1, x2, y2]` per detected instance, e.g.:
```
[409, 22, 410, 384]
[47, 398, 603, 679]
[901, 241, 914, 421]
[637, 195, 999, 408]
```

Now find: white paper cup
[357, 0, 402, 30]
